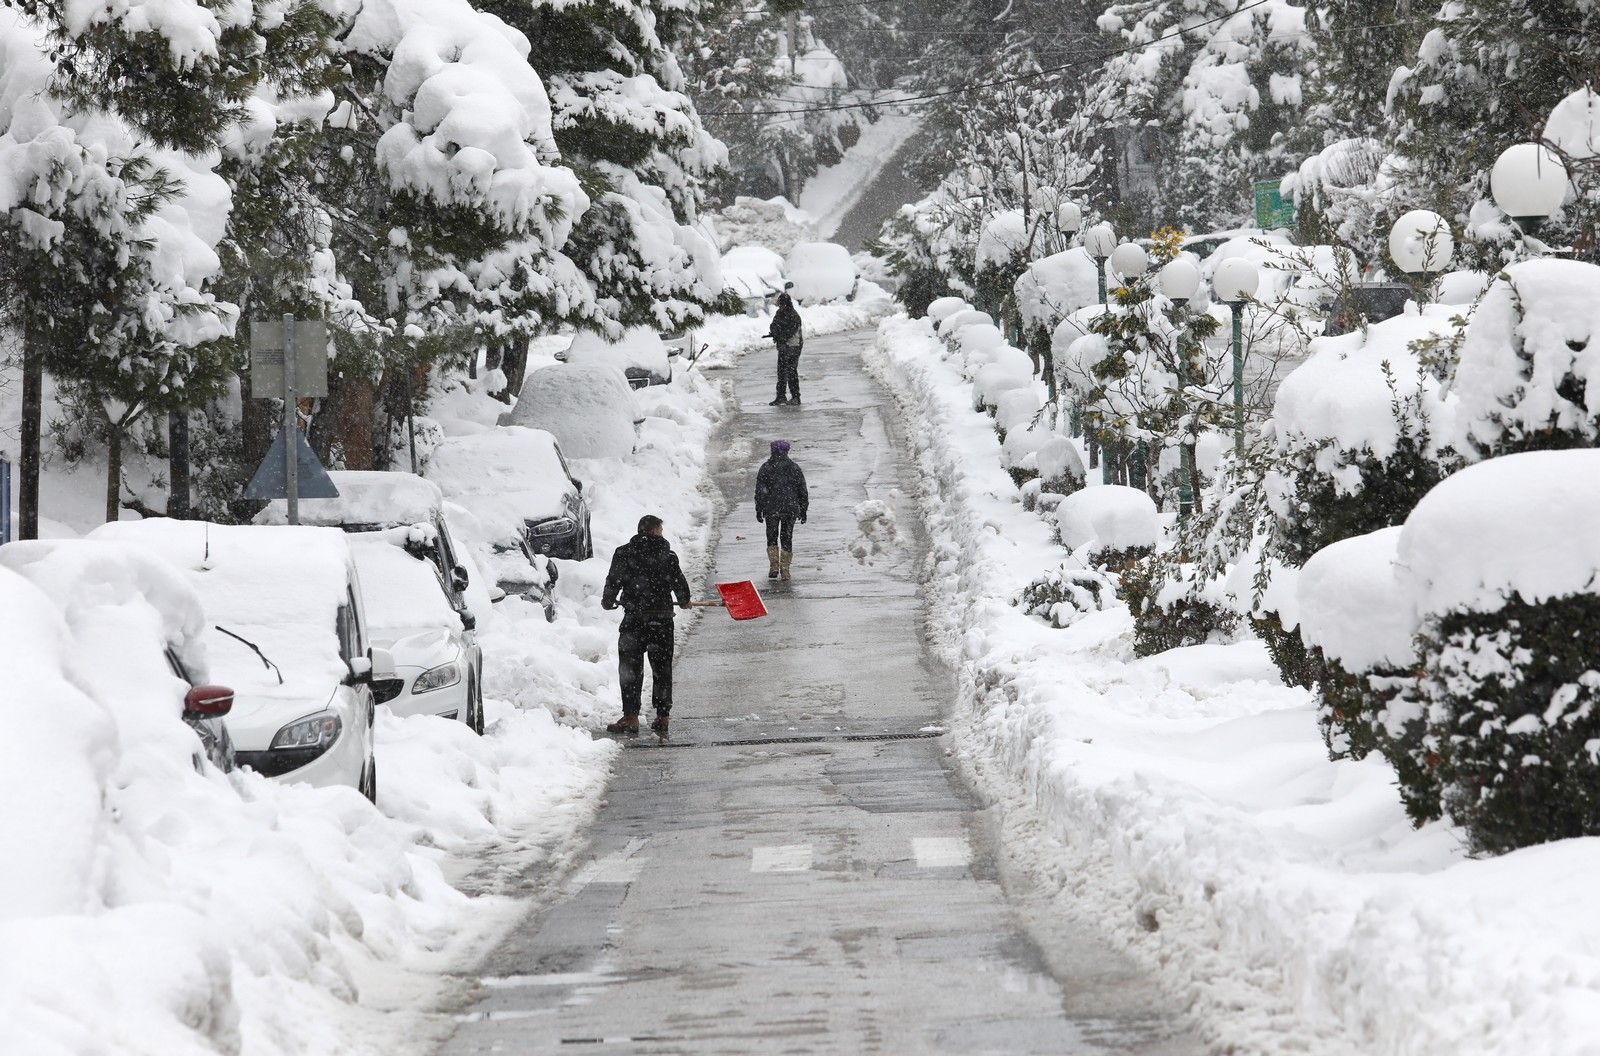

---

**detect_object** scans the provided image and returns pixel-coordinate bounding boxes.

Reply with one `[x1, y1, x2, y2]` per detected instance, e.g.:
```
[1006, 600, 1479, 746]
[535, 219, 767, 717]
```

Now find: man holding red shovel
[601, 515, 692, 735]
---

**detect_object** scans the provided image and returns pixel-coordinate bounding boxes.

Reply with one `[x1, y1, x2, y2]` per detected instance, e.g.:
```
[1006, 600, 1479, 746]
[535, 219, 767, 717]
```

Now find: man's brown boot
[767, 545, 781, 579]
[779, 549, 792, 581]
[606, 714, 639, 735]
[651, 713, 669, 735]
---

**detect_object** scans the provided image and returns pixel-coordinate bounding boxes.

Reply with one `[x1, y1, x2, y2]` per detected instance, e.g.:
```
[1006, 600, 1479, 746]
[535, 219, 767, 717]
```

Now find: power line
[701, 0, 1274, 116]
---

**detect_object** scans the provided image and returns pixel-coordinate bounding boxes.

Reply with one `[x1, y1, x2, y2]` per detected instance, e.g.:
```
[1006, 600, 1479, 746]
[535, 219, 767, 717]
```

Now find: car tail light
[184, 685, 235, 717]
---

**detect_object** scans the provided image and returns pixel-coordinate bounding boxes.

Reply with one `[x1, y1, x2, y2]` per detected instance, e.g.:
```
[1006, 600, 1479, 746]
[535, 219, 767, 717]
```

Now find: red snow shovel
[709, 580, 768, 620]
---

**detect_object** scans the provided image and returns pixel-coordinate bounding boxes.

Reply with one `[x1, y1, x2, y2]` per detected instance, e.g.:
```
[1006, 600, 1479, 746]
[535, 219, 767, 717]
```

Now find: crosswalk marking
[751, 844, 813, 872]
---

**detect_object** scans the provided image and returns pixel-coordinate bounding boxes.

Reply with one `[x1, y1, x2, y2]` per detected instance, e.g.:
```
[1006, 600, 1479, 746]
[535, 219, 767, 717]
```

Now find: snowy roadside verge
[864, 314, 1600, 1056]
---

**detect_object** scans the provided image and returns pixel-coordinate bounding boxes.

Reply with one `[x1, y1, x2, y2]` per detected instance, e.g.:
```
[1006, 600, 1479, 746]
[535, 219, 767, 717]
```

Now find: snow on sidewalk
[865, 314, 1600, 1056]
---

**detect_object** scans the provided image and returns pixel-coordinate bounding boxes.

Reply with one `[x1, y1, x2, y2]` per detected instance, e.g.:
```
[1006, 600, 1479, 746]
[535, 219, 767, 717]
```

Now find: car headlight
[412, 661, 461, 695]
[528, 517, 576, 537]
[270, 711, 342, 751]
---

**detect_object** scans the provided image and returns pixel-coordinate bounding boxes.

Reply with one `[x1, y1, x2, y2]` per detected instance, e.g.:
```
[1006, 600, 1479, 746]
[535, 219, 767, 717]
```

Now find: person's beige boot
[779, 549, 793, 581]
[767, 545, 781, 579]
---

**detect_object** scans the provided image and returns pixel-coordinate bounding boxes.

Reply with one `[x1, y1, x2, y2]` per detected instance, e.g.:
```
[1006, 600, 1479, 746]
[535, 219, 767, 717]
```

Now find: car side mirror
[488, 584, 507, 604]
[370, 646, 397, 681]
[572, 479, 584, 493]
[451, 564, 470, 593]
[184, 684, 234, 717]
[668, 346, 683, 358]
[460, 611, 477, 631]
[554, 350, 568, 362]
[347, 656, 373, 686]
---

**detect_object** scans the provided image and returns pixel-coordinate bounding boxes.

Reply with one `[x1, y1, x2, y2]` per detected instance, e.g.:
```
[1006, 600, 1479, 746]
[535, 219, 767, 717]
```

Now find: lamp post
[1085, 222, 1116, 303]
[1108, 243, 1152, 486]
[1490, 143, 1569, 238]
[1213, 257, 1260, 456]
[1057, 202, 1083, 253]
[1160, 258, 1202, 520]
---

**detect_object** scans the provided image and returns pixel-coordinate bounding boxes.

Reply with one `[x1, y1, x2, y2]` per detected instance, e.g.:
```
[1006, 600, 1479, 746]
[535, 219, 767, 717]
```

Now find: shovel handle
[689, 599, 726, 608]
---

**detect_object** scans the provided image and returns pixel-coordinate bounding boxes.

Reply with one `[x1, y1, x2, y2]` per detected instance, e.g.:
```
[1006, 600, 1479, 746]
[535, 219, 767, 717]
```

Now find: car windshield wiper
[213, 625, 284, 686]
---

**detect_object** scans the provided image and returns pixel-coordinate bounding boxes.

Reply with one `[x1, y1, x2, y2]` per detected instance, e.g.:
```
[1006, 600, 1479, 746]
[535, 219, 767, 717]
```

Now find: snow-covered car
[427, 425, 594, 563]
[785, 240, 859, 303]
[256, 470, 491, 625]
[0, 539, 237, 774]
[559, 326, 677, 388]
[503, 364, 639, 459]
[92, 520, 390, 800]
[721, 244, 786, 311]
[349, 533, 485, 734]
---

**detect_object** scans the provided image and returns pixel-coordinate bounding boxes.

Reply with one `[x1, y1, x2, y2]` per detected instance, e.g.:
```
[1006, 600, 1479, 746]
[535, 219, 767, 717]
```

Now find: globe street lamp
[1388, 210, 1456, 276]
[1057, 202, 1083, 252]
[1160, 258, 1203, 518]
[1490, 143, 1569, 236]
[1110, 242, 1150, 283]
[1213, 257, 1260, 455]
[1085, 222, 1117, 303]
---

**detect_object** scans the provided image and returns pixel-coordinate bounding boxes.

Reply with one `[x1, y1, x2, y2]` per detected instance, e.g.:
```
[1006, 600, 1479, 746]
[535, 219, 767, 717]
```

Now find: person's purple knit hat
[771, 439, 791, 454]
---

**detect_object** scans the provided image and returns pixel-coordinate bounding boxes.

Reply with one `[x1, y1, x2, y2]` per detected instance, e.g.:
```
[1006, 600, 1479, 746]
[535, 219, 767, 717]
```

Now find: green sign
[1253, 179, 1295, 229]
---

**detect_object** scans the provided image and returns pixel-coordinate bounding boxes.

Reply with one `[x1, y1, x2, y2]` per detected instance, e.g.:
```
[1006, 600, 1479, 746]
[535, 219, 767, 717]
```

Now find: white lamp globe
[1084, 221, 1117, 259]
[1110, 242, 1150, 279]
[1159, 258, 1202, 304]
[1490, 143, 1569, 228]
[1388, 210, 1456, 274]
[1057, 202, 1083, 235]
[1213, 257, 1260, 303]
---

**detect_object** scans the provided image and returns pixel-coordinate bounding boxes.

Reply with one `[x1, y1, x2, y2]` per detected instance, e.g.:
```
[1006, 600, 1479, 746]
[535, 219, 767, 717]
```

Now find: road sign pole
[283, 313, 299, 525]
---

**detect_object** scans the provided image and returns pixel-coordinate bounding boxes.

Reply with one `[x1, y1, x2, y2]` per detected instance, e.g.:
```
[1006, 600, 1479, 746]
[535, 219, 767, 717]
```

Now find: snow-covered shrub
[1269, 313, 1460, 565]
[1401, 451, 1600, 853]
[973, 209, 1032, 315]
[1121, 561, 1239, 658]
[1037, 434, 1086, 496]
[785, 241, 858, 303]
[1014, 247, 1100, 378]
[927, 297, 970, 323]
[1452, 259, 1600, 460]
[1054, 485, 1158, 568]
[1018, 564, 1116, 629]
[994, 387, 1044, 441]
[1298, 528, 1438, 822]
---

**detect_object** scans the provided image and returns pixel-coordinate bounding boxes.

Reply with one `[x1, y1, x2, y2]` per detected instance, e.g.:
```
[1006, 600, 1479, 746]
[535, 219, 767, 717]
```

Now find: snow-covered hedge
[1453, 258, 1600, 459]
[1400, 450, 1600, 852]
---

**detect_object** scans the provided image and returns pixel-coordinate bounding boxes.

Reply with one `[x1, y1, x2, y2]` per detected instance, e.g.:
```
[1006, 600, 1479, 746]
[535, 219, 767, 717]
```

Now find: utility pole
[19, 332, 40, 540]
[283, 313, 299, 525]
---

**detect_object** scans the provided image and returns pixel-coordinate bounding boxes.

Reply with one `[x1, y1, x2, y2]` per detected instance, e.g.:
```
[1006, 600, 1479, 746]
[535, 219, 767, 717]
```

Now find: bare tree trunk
[19, 331, 41, 539]
[500, 337, 529, 405]
[168, 410, 191, 518]
[332, 378, 379, 470]
[241, 366, 273, 470]
[105, 420, 123, 524]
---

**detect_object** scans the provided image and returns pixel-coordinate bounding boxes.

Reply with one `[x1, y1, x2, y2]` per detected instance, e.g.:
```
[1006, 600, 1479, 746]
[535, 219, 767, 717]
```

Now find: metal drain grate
[621, 729, 947, 750]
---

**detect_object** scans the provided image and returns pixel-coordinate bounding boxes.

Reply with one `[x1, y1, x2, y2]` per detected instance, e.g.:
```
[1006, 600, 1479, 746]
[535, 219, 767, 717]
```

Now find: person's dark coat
[755, 453, 809, 521]
[767, 294, 802, 349]
[602, 534, 691, 622]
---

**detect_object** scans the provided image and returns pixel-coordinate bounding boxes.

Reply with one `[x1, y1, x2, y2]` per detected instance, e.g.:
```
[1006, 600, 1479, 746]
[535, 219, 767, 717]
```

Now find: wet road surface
[436, 331, 1197, 1054]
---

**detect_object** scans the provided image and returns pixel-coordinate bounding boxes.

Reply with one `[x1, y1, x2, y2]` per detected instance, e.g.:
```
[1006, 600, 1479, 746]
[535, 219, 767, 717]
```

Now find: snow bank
[1298, 527, 1413, 672]
[866, 311, 1600, 1056]
[1399, 449, 1600, 618]
[784, 240, 857, 303]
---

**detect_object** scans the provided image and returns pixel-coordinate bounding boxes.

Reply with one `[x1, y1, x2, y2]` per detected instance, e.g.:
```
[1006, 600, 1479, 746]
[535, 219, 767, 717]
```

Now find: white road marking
[913, 837, 971, 869]
[751, 844, 813, 872]
[566, 837, 649, 891]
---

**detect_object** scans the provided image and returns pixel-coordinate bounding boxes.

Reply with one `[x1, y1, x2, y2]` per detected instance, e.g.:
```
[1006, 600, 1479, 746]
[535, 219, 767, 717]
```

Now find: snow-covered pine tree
[482, 0, 726, 331]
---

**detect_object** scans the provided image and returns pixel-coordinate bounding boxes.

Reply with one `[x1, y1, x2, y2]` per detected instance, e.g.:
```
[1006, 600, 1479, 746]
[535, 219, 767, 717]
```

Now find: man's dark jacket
[767, 295, 802, 348]
[755, 453, 809, 520]
[602, 534, 691, 621]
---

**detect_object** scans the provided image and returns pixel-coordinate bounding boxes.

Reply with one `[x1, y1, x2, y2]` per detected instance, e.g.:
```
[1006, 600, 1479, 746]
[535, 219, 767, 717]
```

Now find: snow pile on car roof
[349, 532, 462, 636]
[256, 469, 445, 527]
[427, 426, 577, 545]
[565, 326, 669, 376]
[507, 364, 637, 459]
[721, 245, 785, 297]
[92, 520, 354, 702]
[784, 240, 856, 303]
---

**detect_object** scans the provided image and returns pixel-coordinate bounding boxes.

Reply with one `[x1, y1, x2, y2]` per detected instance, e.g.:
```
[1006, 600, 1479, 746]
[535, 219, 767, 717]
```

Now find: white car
[559, 326, 677, 388]
[427, 426, 594, 562]
[93, 520, 390, 800]
[503, 363, 640, 459]
[349, 532, 484, 733]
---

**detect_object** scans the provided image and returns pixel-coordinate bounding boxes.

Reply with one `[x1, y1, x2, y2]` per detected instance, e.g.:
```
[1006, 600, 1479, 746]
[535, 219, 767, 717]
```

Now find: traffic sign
[1253, 179, 1296, 230]
[250, 319, 329, 398]
[242, 426, 340, 501]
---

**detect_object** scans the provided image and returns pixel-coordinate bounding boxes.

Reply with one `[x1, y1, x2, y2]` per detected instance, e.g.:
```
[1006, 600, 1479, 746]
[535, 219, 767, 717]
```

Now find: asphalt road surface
[436, 331, 1197, 1055]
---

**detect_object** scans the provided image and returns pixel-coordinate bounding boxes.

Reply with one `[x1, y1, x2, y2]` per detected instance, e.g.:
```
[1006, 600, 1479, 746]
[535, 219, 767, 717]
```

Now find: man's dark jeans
[618, 614, 675, 716]
[776, 346, 802, 401]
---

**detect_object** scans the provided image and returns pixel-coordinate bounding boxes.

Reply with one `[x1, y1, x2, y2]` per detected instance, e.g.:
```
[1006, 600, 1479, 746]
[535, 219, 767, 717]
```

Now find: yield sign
[242, 427, 340, 500]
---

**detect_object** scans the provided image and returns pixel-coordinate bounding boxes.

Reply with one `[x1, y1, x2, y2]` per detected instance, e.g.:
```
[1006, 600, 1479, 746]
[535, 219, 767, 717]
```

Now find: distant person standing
[601, 515, 692, 735]
[755, 439, 809, 581]
[765, 283, 804, 406]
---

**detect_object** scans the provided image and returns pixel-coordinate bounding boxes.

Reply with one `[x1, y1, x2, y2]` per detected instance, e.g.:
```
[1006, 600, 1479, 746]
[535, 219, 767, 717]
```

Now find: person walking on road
[755, 439, 809, 581]
[601, 515, 692, 735]
[765, 283, 804, 406]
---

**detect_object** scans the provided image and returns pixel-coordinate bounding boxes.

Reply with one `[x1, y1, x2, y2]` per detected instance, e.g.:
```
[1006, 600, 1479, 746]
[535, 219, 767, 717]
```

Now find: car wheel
[361, 757, 378, 803]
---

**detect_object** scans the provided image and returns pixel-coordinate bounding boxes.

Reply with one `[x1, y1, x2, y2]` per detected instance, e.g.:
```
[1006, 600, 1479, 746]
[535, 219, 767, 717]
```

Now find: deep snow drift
[866, 313, 1600, 1056]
